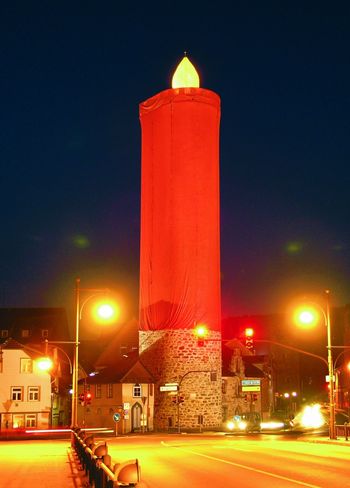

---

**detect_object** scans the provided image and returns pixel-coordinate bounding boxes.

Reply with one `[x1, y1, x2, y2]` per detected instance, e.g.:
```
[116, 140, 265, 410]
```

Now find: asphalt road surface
[104, 433, 350, 488]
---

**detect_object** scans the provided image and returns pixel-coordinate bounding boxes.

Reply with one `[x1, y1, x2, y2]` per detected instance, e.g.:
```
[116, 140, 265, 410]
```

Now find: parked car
[225, 412, 261, 433]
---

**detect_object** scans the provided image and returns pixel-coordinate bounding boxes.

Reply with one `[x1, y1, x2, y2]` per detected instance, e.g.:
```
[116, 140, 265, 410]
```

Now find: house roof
[0, 307, 70, 343]
[82, 356, 154, 385]
[0, 337, 46, 360]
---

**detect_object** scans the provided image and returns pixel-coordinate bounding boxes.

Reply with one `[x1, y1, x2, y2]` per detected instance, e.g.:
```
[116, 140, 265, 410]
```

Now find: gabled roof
[0, 337, 45, 359]
[83, 356, 154, 385]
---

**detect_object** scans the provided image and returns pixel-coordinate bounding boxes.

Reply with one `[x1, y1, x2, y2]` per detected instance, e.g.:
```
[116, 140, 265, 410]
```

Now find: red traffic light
[244, 327, 254, 337]
[85, 392, 92, 404]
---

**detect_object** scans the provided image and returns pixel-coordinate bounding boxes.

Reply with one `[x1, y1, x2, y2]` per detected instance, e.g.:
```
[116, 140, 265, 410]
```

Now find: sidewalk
[297, 434, 350, 447]
[0, 438, 88, 488]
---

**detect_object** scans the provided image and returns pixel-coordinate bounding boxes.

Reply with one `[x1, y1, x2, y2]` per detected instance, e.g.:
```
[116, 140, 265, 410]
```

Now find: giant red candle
[139, 56, 221, 333]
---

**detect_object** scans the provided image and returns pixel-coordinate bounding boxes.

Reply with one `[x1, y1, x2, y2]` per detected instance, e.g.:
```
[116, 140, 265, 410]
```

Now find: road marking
[213, 445, 252, 452]
[161, 442, 321, 488]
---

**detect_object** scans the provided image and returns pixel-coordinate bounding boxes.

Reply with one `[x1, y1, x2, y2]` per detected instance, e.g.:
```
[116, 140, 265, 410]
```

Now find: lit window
[95, 384, 102, 398]
[21, 329, 30, 338]
[28, 386, 40, 401]
[1, 329, 8, 338]
[11, 387, 23, 401]
[20, 358, 33, 373]
[107, 383, 113, 398]
[25, 414, 36, 428]
[133, 384, 142, 397]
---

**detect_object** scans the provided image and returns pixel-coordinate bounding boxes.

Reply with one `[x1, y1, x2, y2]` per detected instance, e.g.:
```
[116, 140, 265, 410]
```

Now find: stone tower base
[139, 329, 222, 431]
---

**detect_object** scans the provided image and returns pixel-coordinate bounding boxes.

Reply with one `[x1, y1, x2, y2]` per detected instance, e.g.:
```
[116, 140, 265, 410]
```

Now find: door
[131, 402, 142, 431]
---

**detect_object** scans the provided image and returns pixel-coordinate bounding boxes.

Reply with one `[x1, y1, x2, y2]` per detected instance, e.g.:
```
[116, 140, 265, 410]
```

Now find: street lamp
[294, 289, 336, 439]
[71, 277, 120, 427]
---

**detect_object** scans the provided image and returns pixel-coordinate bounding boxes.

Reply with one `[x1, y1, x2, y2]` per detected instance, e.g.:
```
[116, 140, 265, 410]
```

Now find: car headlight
[226, 421, 235, 430]
[238, 421, 247, 430]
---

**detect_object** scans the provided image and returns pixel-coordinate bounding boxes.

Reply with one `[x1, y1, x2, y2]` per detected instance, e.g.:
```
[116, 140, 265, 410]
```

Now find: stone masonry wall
[139, 329, 222, 431]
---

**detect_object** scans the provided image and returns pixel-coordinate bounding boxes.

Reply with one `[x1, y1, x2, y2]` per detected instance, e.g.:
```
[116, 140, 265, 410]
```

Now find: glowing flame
[172, 56, 200, 88]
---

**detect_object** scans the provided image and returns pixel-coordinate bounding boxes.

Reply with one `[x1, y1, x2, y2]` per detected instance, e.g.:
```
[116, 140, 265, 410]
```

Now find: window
[20, 358, 33, 373]
[133, 384, 142, 397]
[95, 384, 102, 398]
[107, 383, 113, 398]
[1, 329, 8, 338]
[21, 329, 30, 338]
[41, 329, 49, 338]
[149, 383, 153, 396]
[25, 414, 36, 428]
[221, 379, 227, 394]
[28, 386, 40, 401]
[11, 387, 23, 401]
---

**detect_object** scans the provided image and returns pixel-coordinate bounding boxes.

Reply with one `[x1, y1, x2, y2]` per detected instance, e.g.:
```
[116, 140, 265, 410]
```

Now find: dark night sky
[1, 2, 349, 322]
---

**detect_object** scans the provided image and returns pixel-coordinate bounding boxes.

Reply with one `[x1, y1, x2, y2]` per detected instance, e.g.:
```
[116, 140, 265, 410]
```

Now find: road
[0, 433, 349, 487]
[103, 433, 350, 488]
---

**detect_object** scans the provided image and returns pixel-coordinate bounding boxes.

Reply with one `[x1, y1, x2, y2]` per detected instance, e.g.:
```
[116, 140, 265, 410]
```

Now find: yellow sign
[242, 386, 260, 392]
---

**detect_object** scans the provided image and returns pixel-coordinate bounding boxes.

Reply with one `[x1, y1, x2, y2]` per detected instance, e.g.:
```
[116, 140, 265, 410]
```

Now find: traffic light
[171, 395, 178, 404]
[244, 327, 254, 351]
[178, 395, 185, 404]
[252, 393, 258, 402]
[194, 324, 208, 346]
[85, 392, 92, 405]
[79, 393, 85, 405]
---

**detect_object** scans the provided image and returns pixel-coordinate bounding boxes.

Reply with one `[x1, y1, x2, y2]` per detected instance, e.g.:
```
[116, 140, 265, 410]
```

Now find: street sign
[160, 384, 179, 392]
[113, 412, 121, 422]
[241, 379, 261, 386]
[242, 385, 260, 392]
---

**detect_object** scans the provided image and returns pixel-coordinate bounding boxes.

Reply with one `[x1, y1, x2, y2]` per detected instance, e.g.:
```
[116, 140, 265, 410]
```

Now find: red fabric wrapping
[139, 87, 221, 331]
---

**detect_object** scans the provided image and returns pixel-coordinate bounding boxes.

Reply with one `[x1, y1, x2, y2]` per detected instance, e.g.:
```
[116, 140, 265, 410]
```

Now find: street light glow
[194, 324, 208, 338]
[294, 307, 319, 328]
[37, 357, 53, 371]
[93, 300, 120, 323]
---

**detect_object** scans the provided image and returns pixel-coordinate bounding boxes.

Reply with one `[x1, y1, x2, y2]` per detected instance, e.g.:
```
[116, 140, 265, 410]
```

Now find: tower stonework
[138, 58, 222, 431]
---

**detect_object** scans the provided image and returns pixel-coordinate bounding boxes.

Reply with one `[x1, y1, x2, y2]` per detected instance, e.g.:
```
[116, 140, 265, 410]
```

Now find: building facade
[0, 339, 52, 431]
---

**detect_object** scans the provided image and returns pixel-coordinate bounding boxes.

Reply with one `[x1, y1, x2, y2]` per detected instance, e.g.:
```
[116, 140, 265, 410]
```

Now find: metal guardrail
[71, 428, 141, 487]
[335, 423, 350, 441]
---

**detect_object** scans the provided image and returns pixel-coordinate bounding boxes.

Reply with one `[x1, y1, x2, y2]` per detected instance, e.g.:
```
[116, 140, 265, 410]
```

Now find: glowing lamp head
[37, 357, 53, 371]
[194, 324, 208, 338]
[172, 55, 200, 88]
[93, 300, 120, 324]
[294, 306, 319, 328]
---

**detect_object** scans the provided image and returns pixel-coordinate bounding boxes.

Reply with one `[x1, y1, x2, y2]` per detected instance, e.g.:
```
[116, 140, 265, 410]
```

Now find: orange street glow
[194, 324, 208, 338]
[294, 306, 319, 328]
[36, 357, 53, 371]
[172, 56, 200, 88]
[92, 300, 120, 324]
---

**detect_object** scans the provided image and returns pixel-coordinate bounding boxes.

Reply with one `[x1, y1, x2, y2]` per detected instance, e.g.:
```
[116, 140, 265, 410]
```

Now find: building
[0, 307, 70, 344]
[138, 56, 222, 431]
[77, 357, 155, 433]
[0, 338, 52, 431]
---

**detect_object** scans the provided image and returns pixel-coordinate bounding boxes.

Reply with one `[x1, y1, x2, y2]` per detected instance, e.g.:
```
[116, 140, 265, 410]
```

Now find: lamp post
[325, 290, 336, 440]
[71, 277, 118, 427]
[295, 289, 336, 439]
